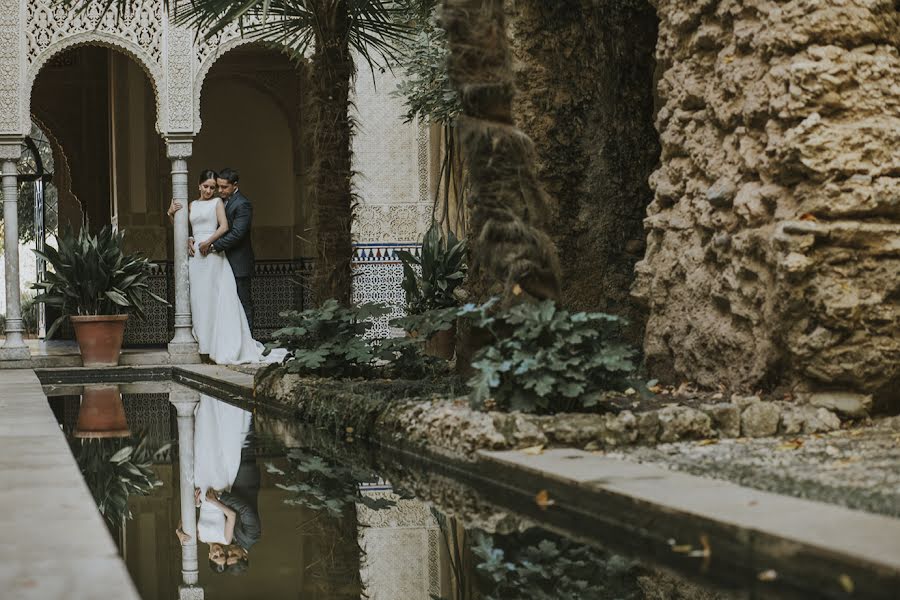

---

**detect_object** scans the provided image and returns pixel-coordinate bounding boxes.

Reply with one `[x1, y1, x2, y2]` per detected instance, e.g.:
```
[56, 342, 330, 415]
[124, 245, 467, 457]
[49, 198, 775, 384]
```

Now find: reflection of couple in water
[176, 395, 261, 575]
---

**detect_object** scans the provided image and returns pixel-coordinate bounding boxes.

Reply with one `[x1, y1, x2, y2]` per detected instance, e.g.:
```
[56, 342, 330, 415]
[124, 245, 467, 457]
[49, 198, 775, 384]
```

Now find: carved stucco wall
[350, 64, 432, 335]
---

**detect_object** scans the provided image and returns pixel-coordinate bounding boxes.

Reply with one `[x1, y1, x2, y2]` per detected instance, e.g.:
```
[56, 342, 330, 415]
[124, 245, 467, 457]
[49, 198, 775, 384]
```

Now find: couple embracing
[168, 168, 282, 365]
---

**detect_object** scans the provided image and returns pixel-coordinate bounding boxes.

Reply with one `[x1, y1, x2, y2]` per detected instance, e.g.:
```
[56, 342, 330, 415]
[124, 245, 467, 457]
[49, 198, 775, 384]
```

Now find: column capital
[166, 137, 194, 160]
[170, 387, 200, 416]
[0, 141, 22, 162]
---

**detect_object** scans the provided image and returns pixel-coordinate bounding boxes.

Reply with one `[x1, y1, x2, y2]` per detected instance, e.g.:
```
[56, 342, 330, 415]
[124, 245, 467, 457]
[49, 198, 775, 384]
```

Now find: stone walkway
[616, 417, 900, 518]
[0, 369, 139, 600]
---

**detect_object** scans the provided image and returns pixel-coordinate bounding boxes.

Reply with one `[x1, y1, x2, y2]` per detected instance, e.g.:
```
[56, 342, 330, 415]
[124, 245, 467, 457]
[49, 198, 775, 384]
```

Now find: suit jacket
[218, 443, 262, 551]
[211, 190, 254, 278]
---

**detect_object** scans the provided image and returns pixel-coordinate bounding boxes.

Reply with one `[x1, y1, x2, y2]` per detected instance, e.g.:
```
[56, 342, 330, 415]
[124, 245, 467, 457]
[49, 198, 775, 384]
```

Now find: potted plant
[32, 224, 167, 367]
[396, 224, 467, 359]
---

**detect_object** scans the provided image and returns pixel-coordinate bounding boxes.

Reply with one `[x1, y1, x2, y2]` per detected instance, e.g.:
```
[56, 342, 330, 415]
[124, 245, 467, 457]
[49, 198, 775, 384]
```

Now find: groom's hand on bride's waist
[199, 240, 214, 256]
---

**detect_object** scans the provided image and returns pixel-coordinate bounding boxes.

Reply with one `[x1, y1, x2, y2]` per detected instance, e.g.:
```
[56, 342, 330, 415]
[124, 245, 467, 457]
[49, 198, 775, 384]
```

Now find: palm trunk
[441, 0, 561, 305]
[310, 3, 355, 305]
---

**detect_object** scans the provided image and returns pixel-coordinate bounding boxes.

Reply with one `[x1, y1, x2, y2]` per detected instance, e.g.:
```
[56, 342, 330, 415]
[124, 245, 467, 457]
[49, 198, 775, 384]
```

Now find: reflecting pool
[46, 381, 737, 600]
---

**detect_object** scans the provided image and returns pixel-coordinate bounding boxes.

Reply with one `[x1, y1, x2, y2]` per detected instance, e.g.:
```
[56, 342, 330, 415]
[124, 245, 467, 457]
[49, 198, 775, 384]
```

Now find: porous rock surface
[632, 0, 900, 405]
[254, 367, 852, 462]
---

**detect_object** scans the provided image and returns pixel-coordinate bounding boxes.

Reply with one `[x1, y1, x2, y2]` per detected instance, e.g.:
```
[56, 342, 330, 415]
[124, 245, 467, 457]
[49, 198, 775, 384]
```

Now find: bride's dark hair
[199, 169, 218, 184]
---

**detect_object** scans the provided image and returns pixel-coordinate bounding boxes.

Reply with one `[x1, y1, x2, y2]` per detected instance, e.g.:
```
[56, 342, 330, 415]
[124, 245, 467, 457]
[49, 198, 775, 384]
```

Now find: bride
[168, 170, 280, 365]
[175, 394, 257, 573]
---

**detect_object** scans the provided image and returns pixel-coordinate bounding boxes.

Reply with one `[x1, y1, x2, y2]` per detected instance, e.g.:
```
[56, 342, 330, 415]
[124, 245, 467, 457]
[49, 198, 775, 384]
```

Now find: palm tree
[440, 0, 561, 305]
[86, 0, 411, 305]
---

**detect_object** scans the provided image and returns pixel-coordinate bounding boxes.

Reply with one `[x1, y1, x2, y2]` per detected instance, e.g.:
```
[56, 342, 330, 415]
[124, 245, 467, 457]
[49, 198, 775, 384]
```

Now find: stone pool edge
[0, 368, 140, 600]
[174, 364, 900, 600]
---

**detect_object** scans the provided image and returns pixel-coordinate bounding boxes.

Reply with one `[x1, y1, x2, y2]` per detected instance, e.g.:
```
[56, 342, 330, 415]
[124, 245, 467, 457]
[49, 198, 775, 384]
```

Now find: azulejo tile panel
[351, 243, 421, 340]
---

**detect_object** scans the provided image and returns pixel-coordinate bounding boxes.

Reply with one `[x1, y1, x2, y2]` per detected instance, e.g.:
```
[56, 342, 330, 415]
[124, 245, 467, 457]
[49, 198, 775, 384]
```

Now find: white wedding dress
[189, 199, 284, 365]
[193, 394, 252, 544]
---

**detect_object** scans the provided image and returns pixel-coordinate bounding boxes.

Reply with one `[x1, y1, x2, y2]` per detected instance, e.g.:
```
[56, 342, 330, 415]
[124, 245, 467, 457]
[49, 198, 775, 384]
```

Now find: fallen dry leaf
[697, 439, 718, 446]
[534, 490, 555, 511]
[345, 426, 354, 434]
[671, 544, 693, 553]
[799, 213, 818, 221]
[512, 283, 523, 296]
[777, 439, 804, 451]
[757, 569, 778, 582]
[624, 387, 637, 396]
[648, 384, 663, 394]
[697, 534, 712, 571]
[838, 574, 854, 593]
[521, 445, 545, 456]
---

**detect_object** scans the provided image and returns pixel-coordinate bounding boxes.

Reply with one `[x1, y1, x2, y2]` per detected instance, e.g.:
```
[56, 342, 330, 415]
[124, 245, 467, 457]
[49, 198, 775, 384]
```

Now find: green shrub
[266, 300, 389, 377]
[266, 299, 444, 378]
[396, 224, 466, 314]
[464, 299, 636, 414]
[21, 291, 37, 336]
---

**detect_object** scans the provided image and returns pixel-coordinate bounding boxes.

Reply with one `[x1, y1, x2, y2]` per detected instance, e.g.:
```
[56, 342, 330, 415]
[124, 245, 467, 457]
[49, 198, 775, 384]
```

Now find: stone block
[806, 391, 873, 418]
[741, 402, 780, 437]
[702, 402, 741, 438]
[780, 405, 841, 435]
[658, 406, 712, 443]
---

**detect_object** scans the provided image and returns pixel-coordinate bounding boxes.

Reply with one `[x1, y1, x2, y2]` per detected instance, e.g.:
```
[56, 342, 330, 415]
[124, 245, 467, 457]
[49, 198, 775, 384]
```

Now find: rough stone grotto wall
[632, 0, 900, 403]
[505, 0, 660, 337]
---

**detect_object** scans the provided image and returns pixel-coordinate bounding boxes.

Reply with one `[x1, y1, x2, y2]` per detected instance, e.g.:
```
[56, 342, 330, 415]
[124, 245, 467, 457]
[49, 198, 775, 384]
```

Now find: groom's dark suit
[217, 441, 262, 551]
[211, 190, 254, 329]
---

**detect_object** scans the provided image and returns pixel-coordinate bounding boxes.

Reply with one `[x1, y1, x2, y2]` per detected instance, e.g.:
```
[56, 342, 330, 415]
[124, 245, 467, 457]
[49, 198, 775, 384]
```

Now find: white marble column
[166, 139, 200, 363]
[0, 141, 31, 364]
[170, 386, 204, 599]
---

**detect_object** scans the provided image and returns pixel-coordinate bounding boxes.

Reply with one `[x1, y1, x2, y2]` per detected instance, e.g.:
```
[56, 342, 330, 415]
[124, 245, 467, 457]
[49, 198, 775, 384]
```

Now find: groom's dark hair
[219, 168, 239, 185]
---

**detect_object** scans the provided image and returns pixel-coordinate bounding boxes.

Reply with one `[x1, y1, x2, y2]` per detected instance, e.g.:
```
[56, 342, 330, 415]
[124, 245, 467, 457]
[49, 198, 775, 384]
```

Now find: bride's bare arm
[203, 199, 230, 245]
[167, 199, 187, 225]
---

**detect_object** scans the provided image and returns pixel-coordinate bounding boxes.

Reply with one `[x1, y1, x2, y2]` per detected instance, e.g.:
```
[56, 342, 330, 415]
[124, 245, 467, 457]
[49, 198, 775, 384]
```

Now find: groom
[196, 167, 255, 330]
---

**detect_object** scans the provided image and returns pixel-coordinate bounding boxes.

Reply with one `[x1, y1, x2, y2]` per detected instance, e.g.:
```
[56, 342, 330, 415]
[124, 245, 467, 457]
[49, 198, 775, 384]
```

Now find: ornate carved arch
[193, 37, 312, 135]
[25, 33, 166, 134]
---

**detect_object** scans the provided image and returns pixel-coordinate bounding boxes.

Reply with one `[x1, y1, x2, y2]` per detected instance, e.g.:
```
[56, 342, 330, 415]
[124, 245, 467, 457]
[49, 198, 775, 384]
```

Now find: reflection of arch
[25, 34, 165, 134]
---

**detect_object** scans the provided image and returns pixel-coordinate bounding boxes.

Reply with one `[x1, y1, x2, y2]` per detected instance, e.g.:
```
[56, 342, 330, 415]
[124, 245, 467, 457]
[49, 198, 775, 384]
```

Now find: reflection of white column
[0, 142, 31, 364]
[170, 387, 203, 599]
[166, 138, 200, 363]
[356, 481, 442, 600]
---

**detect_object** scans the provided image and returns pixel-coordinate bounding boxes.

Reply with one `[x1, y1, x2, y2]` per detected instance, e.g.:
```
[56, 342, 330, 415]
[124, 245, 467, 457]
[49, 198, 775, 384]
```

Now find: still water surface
[46, 381, 733, 600]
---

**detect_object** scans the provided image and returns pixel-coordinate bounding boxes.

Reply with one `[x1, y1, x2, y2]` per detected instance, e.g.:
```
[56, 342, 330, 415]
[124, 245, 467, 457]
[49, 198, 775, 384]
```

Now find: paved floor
[0, 369, 139, 600]
[24, 340, 170, 368]
[617, 418, 900, 518]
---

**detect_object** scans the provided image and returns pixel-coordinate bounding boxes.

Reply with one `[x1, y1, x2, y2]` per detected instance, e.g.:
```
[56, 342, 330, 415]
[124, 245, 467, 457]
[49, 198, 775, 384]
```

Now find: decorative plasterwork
[0, 0, 24, 134]
[165, 139, 193, 160]
[354, 203, 433, 244]
[23, 0, 167, 134]
[165, 24, 194, 133]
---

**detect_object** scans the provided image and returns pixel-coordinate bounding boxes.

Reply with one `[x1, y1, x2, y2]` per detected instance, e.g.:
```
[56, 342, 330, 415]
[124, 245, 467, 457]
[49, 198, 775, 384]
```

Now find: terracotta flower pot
[425, 324, 457, 360]
[70, 314, 129, 367]
[74, 384, 130, 439]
